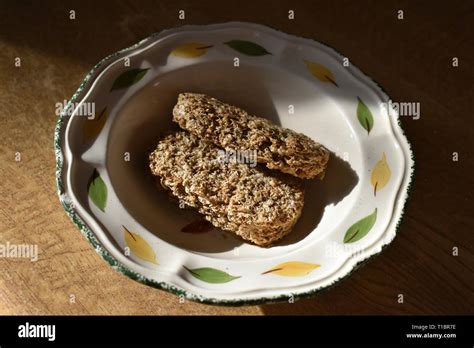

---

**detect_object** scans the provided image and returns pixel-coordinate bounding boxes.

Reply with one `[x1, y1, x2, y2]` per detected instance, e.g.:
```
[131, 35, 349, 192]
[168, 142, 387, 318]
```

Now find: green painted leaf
[357, 97, 374, 134]
[111, 68, 149, 91]
[87, 169, 107, 211]
[344, 208, 377, 243]
[184, 266, 240, 283]
[224, 40, 271, 56]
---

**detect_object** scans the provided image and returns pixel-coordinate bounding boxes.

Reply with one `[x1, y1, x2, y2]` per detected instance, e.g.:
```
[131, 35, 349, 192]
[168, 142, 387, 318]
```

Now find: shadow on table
[0, 1, 181, 66]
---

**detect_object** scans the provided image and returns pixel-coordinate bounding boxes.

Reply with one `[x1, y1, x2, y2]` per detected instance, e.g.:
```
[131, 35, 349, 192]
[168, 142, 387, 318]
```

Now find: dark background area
[0, 0, 473, 315]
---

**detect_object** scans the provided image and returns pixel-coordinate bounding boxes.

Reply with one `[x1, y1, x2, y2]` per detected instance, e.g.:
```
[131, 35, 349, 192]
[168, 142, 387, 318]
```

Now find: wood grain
[0, 0, 473, 315]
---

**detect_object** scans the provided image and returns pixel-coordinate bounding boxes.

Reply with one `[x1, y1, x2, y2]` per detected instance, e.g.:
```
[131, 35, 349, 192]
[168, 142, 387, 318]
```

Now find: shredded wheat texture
[149, 132, 305, 246]
[173, 93, 330, 179]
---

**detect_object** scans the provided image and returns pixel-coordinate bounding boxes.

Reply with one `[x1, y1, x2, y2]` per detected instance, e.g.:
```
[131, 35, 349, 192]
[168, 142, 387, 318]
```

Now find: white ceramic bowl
[55, 22, 414, 304]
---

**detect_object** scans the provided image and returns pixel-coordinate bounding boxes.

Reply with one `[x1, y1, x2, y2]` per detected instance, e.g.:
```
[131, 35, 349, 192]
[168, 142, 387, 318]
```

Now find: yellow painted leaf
[170, 42, 213, 58]
[124, 226, 158, 264]
[371, 152, 392, 196]
[262, 261, 320, 277]
[83, 107, 108, 143]
[304, 60, 338, 87]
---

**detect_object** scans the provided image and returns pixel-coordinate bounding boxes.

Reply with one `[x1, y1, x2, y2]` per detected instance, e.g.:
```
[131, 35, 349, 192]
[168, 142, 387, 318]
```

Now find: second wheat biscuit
[173, 93, 330, 179]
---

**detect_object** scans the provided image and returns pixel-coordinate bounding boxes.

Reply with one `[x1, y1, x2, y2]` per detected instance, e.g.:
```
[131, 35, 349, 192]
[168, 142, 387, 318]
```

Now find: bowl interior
[105, 61, 360, 260]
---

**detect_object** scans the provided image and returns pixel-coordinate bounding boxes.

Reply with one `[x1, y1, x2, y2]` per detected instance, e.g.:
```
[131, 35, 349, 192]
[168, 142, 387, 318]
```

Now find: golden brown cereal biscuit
[149, 132, 304, 246]
[173, 93, 330, 179]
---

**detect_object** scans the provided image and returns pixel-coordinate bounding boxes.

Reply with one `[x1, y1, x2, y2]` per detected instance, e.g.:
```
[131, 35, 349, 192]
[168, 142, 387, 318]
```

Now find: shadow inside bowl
[276, 153, 358, 246]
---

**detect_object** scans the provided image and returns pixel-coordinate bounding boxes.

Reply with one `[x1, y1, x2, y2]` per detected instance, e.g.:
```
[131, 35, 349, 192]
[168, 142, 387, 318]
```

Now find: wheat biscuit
[173, 93, 330, 179]
[149, 131, 305, 246]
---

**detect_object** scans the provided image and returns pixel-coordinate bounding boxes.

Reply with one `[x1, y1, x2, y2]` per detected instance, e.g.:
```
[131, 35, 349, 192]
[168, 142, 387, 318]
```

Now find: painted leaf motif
[184, 266, 240, 283]
[170, 42, 213, 58]
[124, 226, 158, 264]
[343, 208, 377, 243]
[111, 68, 149, 91]
[304, 60, 338, 86]
[262, 262, 320, 277]
[357, 97, 374, 134]
[87, 169, 107, 211]
[371, 153, 392, 196]
[83, 107, 108, 143]
[224, 40, 271, 56]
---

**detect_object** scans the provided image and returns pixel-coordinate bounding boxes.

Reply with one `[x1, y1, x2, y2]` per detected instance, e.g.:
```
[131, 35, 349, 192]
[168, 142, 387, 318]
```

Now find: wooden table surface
[1, 0, 473, 315]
